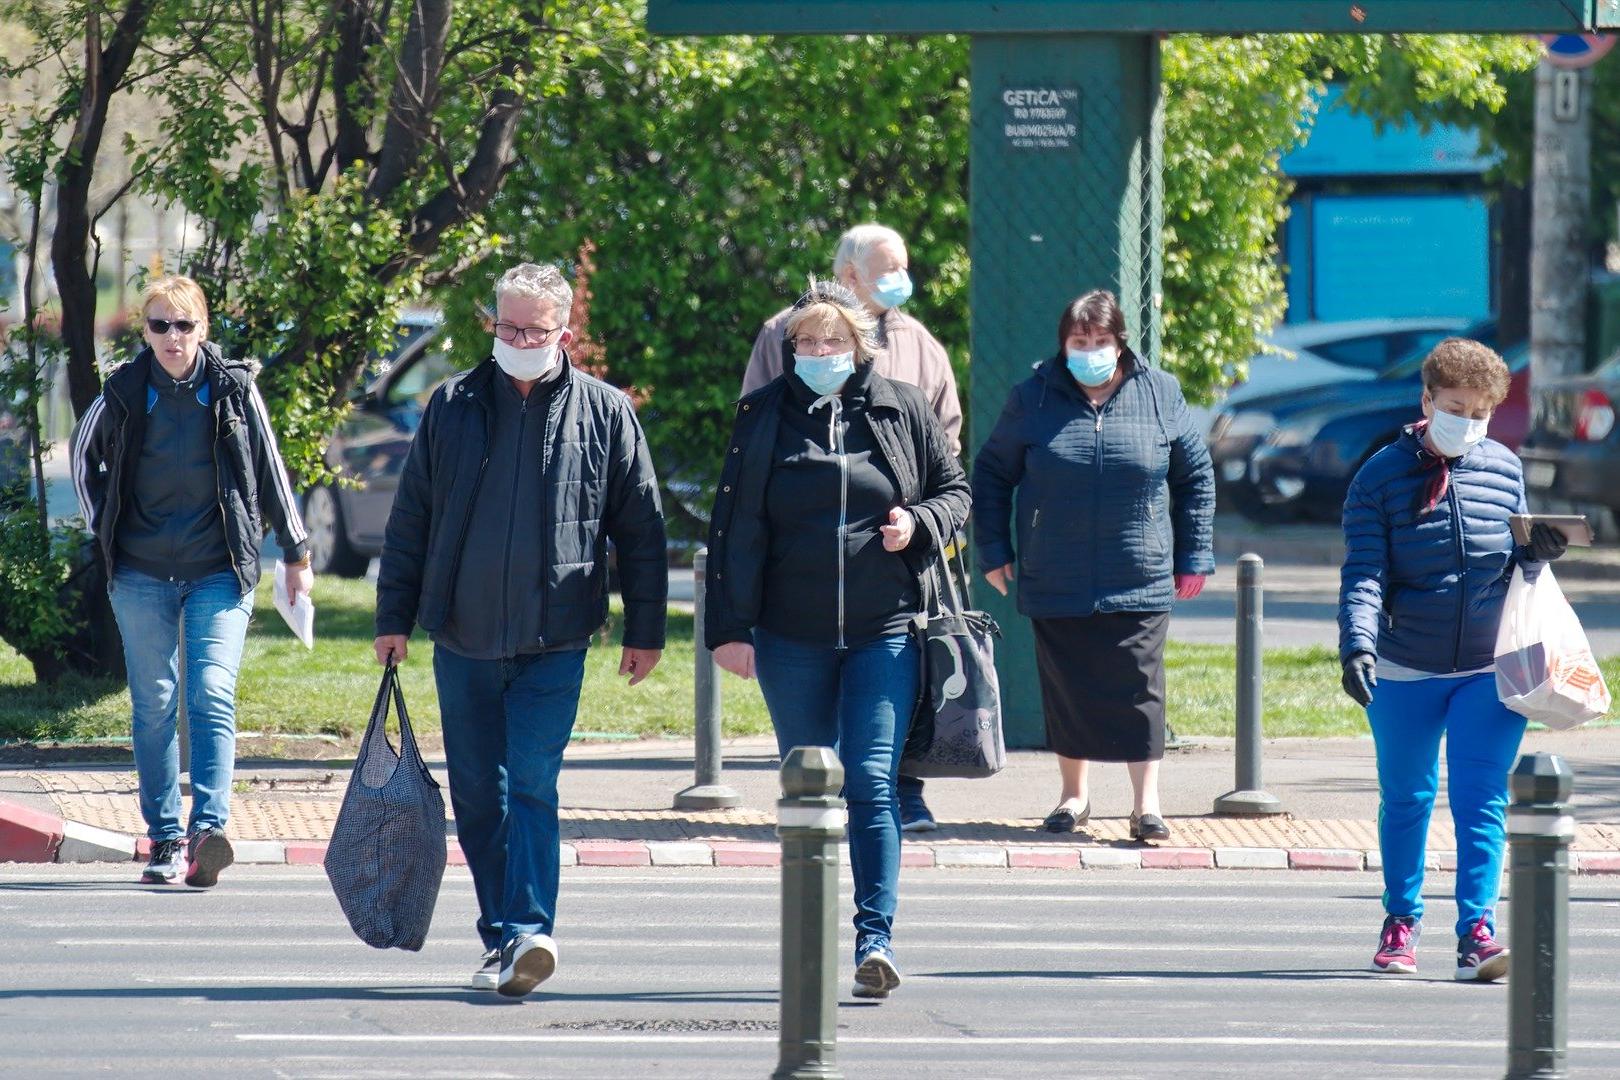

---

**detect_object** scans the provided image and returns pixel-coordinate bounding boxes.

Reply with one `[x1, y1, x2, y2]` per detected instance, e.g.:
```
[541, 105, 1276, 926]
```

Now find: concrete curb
[7, 801, 1620, 873]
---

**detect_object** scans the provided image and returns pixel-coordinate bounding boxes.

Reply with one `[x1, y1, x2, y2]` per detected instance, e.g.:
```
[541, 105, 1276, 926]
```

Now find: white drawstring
[809, 392, 841, 447]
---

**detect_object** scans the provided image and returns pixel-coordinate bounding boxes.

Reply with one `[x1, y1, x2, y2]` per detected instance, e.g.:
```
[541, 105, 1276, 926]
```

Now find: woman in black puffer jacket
[705, 279, 970, 1003]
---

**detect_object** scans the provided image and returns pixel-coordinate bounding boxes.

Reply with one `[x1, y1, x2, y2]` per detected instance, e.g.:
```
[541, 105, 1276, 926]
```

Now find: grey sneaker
[852, 941, 901, 1000]
[471, 949, 501, 991]
[184, 826, 234, 888]
[497, 933, 558, 998]
[140, 837, 186, 884]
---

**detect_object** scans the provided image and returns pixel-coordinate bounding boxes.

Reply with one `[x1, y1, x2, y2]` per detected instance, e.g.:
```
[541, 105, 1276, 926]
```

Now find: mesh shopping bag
[1494, 565, 1611, 731]
[324, 664, 447, 950]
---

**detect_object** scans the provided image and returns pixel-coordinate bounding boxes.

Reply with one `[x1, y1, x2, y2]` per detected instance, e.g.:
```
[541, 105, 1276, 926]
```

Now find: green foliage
[0, 498, 78, 659]
[460, 17, 1536, 507]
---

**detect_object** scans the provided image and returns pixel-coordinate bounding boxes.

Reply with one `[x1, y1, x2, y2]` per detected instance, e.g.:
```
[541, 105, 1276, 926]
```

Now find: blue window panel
[1311, 194, 1490, 322]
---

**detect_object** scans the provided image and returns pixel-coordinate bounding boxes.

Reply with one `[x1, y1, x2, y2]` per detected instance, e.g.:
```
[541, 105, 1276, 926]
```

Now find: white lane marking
[234, 1033, 1620, 1049]
[64, 938, 1620, 954]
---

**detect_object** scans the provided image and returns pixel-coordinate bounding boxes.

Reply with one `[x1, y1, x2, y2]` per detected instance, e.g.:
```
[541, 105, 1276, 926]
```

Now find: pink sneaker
[1372, 915, 1419, 974]
[1456, 917, 1509, 982]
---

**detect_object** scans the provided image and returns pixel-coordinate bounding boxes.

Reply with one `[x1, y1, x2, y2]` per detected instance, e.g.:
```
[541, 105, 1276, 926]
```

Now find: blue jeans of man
[1365, 672, 1527, 939]
[108, 566, 254, 842]
[433, 645, 587, 951]
[753, 627, 918, 953]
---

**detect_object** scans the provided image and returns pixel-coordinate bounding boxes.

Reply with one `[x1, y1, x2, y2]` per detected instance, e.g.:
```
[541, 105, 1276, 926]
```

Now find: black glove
[1528, 522, 1568, 563]
[1341, 651, 1376, 708]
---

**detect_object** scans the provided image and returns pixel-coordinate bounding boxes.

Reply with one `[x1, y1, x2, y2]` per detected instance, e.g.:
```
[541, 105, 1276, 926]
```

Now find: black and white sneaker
[497, 933, 558, 998]
[140, 838, 186, 884]
[184, 826, 234, 888]
[471, 949, 501, 992]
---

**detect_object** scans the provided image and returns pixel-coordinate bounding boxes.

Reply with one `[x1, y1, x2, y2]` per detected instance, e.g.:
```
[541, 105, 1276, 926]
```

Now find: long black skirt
[1033, 611, 1169, 762]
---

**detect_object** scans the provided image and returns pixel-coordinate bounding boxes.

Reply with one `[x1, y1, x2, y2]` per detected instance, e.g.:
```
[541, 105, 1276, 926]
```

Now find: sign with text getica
[648, 1, 1612, 35]
[1001, 86, 1080, 151]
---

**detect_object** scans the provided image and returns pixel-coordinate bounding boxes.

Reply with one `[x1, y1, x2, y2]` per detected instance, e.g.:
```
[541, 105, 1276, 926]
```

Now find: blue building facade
[1281, 87, 1499, 324]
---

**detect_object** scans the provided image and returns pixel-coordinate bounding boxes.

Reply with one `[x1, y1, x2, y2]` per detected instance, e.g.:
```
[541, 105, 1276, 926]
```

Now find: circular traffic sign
[1540, 34, 1616, 70]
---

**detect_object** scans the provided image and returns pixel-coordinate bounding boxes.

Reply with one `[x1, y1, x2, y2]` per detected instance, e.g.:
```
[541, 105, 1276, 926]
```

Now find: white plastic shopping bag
[1494, 566, 1610, 730]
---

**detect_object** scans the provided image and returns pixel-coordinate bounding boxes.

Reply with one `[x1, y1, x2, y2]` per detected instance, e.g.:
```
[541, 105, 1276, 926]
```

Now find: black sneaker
[140, 837, 186, 884]
[471, 948, 501, 991]
[497, 933, 558, 998]
[899, 789, 938, 834]
[184, 826, 235, 888]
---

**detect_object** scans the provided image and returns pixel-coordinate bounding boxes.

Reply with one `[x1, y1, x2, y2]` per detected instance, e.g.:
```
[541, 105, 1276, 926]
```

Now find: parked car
[1520, 349, 1620, 517]
[301, 312, 459, 575]
[1209, 321, 1525, 523]
[1186, 316, 1468, 435]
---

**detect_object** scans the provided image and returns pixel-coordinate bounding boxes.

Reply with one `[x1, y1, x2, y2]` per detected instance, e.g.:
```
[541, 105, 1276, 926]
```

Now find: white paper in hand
[273, 559, 316, 649]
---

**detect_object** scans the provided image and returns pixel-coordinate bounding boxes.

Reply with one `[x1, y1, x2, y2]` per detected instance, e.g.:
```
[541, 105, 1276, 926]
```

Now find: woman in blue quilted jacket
[973, 289, 1215, 843]
[1339, 337, 1568, 982]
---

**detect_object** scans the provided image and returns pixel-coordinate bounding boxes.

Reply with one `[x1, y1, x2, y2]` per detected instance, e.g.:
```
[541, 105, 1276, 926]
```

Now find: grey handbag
[324, 664, 447, 951]
[900, 544, 1006, 779]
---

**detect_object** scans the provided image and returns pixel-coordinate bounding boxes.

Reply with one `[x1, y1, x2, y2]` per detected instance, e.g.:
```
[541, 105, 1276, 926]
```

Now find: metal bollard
[675, 548, 741, 809]
[774, 746, 845, 1080]
[1505, 753, 1574, 1080]
[1214, 554, 1283, 815]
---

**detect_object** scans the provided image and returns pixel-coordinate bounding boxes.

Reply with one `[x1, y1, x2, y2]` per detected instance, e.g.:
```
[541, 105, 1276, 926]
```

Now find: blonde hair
[782, 279, 883, 364]
[141, 275, 210, 328]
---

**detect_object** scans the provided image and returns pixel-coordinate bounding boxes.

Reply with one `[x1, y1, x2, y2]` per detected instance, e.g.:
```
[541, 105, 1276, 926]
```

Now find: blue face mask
[794, 351, 856, 395]
[870, 270, 913, 310]
[1066, 345, 1119, 388]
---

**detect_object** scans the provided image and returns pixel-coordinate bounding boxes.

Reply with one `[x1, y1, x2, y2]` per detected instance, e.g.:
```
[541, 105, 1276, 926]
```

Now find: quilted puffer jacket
[1339, 427, 1541, 673]
[972, 351, 1215, 618]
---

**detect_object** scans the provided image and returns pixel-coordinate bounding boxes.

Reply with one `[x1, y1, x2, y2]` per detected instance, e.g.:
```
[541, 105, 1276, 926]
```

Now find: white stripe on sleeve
[70, 396, 106, 528]
[246, 382, 308, 544]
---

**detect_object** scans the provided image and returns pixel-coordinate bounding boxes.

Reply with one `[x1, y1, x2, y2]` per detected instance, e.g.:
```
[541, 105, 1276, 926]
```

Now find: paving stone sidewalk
[6, 729, 1620, 871]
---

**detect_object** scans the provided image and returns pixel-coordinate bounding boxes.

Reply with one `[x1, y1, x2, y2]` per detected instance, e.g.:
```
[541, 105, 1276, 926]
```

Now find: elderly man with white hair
[743, 223, 962, 456]
[375, 262, 667, 998]
[742, 223, 963, 833]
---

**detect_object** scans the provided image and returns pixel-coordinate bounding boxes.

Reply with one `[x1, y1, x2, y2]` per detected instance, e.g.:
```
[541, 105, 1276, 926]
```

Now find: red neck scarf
[1409, 419, 1450, 515]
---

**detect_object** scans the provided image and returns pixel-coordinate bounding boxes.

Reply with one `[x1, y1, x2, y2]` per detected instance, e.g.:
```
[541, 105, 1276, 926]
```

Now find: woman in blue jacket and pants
[1340, 337, 1568, 982]
[973, 290, 1215, 842]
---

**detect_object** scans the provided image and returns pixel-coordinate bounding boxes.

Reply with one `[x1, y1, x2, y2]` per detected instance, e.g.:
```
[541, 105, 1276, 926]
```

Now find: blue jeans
[753, 627, 919, 953]
[433, 645, 587, 951]
[1365, 673, 1527, 939]
[108, 567, 254, 842]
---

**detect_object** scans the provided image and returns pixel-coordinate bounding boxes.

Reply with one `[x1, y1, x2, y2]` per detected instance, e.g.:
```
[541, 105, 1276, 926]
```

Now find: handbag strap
[928, 531, 972, 619]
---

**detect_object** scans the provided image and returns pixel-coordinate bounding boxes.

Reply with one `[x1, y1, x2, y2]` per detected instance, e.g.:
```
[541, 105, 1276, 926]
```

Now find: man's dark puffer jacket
[1339, 427, 1542, 673]
[375, 357, 667, 650]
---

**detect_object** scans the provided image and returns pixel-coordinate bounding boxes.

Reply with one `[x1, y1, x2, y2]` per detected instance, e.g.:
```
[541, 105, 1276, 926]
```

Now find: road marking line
[71, 939, 1620, 953]
[233, 1034, 1620, 1049]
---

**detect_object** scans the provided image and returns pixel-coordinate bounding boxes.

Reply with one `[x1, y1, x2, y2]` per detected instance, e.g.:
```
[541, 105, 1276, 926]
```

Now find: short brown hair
[1057, 289, 1128, 351]
[1421, 338, 1510, 406]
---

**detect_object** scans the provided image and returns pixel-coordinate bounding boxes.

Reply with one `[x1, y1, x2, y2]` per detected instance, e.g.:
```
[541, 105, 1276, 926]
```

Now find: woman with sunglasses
[71, 275, 313, 888]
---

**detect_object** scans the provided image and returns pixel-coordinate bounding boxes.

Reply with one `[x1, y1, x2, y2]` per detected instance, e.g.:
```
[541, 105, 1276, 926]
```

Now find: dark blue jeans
[753, 627, 918, 953]
[433, 645, 587, 951]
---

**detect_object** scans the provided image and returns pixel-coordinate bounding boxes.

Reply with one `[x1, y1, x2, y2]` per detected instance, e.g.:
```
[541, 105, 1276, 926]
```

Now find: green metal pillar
[968, 33, 1164, 748]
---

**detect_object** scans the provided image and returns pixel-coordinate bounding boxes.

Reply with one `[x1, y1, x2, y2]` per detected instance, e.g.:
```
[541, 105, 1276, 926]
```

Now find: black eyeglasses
[494, 322, 563, 346]
[147, 318, 199, 335]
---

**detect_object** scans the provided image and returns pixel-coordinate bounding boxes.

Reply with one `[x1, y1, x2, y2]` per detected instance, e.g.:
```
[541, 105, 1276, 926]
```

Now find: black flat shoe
[1041, 802, 1090, 833]
[1130, 812, 1170, 843]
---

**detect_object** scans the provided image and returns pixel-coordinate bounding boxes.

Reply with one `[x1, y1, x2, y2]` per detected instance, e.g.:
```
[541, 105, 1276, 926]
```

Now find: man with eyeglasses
[742, 223, 964, 833]
[374, 262, 667, 998]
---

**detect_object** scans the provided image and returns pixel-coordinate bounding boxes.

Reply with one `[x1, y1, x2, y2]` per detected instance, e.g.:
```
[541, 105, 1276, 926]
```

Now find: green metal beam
[649, 1, 1600, 36]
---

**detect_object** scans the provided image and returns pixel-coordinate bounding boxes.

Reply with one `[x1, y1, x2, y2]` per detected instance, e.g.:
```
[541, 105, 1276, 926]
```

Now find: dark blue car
[1208, 322, 1526, 523]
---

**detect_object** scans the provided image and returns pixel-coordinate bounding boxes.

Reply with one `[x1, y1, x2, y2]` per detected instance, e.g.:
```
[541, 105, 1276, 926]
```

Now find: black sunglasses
[146, 317, 198, 335]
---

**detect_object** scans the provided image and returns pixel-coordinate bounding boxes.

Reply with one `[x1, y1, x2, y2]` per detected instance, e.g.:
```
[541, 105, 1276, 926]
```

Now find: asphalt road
[4, 864, 1620, 1079]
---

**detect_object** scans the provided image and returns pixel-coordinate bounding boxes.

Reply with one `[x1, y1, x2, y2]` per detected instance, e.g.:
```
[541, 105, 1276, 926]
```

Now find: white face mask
[492, 336, 561, 381]
[1426, 407, 1490, 458]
